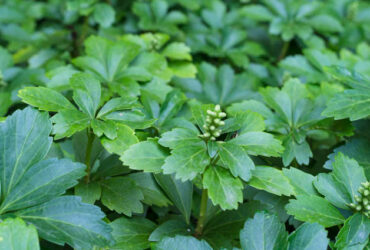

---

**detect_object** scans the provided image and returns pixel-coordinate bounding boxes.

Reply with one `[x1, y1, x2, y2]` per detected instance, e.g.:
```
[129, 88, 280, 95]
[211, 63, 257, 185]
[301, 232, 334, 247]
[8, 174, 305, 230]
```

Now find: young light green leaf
[91, 119, 117, 139]
[249, 166, 295, 196]
[101, 124, 138, 155]
[162, 42, 192, 60]
[16, 196, 113, 249]
[96, 96, 139, 118]
[240, 211, 288, 250]
[159, 128, 201, 149]
[93, 3, 115, 28]
[100, 177, 144, 216]
[203, 166, 243, 210]
[286, 195, 345, 227]
[110, 217, 156, 250]
[0, 218, 40, 250]
[51, 109, 90, 139]
[18, 87, 75, 112]
[288, 223, 329, 250]
[122, 139, 168, 173]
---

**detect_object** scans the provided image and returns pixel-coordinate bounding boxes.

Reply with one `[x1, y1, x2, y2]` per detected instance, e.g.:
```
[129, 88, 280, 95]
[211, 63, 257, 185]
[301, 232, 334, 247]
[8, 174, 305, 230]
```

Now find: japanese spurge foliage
[1, 0, 370, 249]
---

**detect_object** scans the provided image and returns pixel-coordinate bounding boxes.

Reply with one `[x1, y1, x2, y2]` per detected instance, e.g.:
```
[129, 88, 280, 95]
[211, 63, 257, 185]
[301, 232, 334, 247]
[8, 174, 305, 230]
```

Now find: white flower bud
[214, 118, 221, 124]
[219, 121, 225, 126]
[355, 195, 362, 202]
[215, 105, 221, 112]
[356, 205, 362, 211]
[209, 125, 215, 131]
[210, 136, 216, 141]
[213, 131, 220, 137]
[218, 112, 226, 118]
[364, 190, 369, 196]
[203, 132, 210, 138]
[207, 110, 217, 117]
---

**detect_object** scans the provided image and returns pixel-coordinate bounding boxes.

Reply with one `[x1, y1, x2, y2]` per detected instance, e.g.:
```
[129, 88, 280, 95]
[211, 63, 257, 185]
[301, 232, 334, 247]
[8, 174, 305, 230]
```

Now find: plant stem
[195, 189, 208, 237]
[85, 130, 95, 183]
[278, 41, 290, 62]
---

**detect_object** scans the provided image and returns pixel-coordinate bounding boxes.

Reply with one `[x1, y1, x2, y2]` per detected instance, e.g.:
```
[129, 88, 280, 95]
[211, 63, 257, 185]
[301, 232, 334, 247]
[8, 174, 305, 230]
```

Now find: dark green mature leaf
[75, 182, 101, 204]
[129, 172, 171, 207]
[159, 128, 201, 149]
[149, 220, 191, 241]
[203, 166, 243, 210]
[97, 96, 139, 119]
[249, 166, 295, 197]
[0, 218, 40, 250]
[100, 177, 144, 216]
[16, 196, 113, 249]
[217, 141, 255, 182]
[240, 211, 288, 250]
[162, 142, 210, 181]
[0, 158, 85, 213]
[122, 139, 168, 173]
[335, 214, 370, 249]
[154, 174, 193, 224]
[0, 107, 52, 198]
[91, 119, 117, 139]
[283, 168, 318, 196]
[286, 195, 345, 227]
[93, 3, 115, 28]
[288, 223, 329, 250]
[314, 153, 367, 209]
[18, 87, 75, 112]
[158, 89, 187, 126]
[110, 217, 156, 250]
[154, 235, 212, 250]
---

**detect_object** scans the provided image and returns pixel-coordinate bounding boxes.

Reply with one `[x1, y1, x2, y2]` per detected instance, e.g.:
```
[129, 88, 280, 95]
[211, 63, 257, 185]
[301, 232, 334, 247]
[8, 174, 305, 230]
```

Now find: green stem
[278, 41, 290, 62]
[195, 189, 208, 237]
[85, 130, 95, 183]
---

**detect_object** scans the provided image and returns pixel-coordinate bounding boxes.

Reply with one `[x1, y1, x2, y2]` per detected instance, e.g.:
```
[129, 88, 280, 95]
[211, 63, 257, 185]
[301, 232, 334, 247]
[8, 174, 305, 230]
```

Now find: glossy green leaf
[93, 3, 115, 28]
[51, 109, 90, 139]
[110, 217, 156, 250]
[283, 168, 318, 196]
[335, 214, 370, 249]
[288, 223, 329, 250]
[0, 218, 40, 250]
[159, 128, 201, 149]
[100, 176, 144, 216]
[203, 166, 243, 210]
[149, 219, 190, 241]
[16, 196, 113, 249]
[75, 182, 102, 204]
[154, 235, 212, 250]
[18, 87, 75, 112]
[240, 211, 288, 250]
[101, 124, 138, 155]
[286, 195, 345, 227]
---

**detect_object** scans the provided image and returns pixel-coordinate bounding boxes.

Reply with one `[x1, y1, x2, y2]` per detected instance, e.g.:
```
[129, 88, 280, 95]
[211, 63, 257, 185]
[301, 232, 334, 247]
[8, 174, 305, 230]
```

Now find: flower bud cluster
[348, 181, 370, 218]
[199, 105, 226, 141]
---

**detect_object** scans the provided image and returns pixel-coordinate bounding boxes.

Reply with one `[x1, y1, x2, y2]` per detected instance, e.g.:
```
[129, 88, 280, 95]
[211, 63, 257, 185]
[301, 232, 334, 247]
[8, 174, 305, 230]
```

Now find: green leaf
[93, 3, 115, 28]
[240, 211, 288, 250]
[314, 153, 367, 209]
[159, 128, 201, 149]
[100, 177, 144, 216]
[286, 195, 345, 227]
[104, 110, 156, 129]
[129, 172, 171, 207]
[288, 223, 329, 250]
[162, 42, 192, 60]
[101, 124, 138, 155]
[0, 108, 52, 198]
[70, 72, 101, 118]
[122, 139, 168, 173]
[217, 141, 255, 182]
[322, 67, 370, 121]
[0, 218, 40, 250]
[335, 214, 370, 249]
[97, 96, 139, 118]
[309, 14, 343, 33]
[231, 132, 284, 157]
[75, 182, 101, 204]
[249, 166, 295, 197]
[227, 100, 273, 118]
[0, 158, 85, 213]
[162, 142, 210, 181]
[240, 5, 274, 21]
[16, 196, 113, 249]
[203, 166, 243, 210]
[158, 90, 187, 126]
[283, 168, 318, 196]
[18, 87, 75, 112]
[282, 136, 312, 166]
[154, 173, 193, 224]
[110, 217, 156, 250]
[51, 109, 90, 139]
[91, 119, 117, 139]
[154, 235, 212, 250]
[73, 36, 141, 83]
[149, 219, 191, 241]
